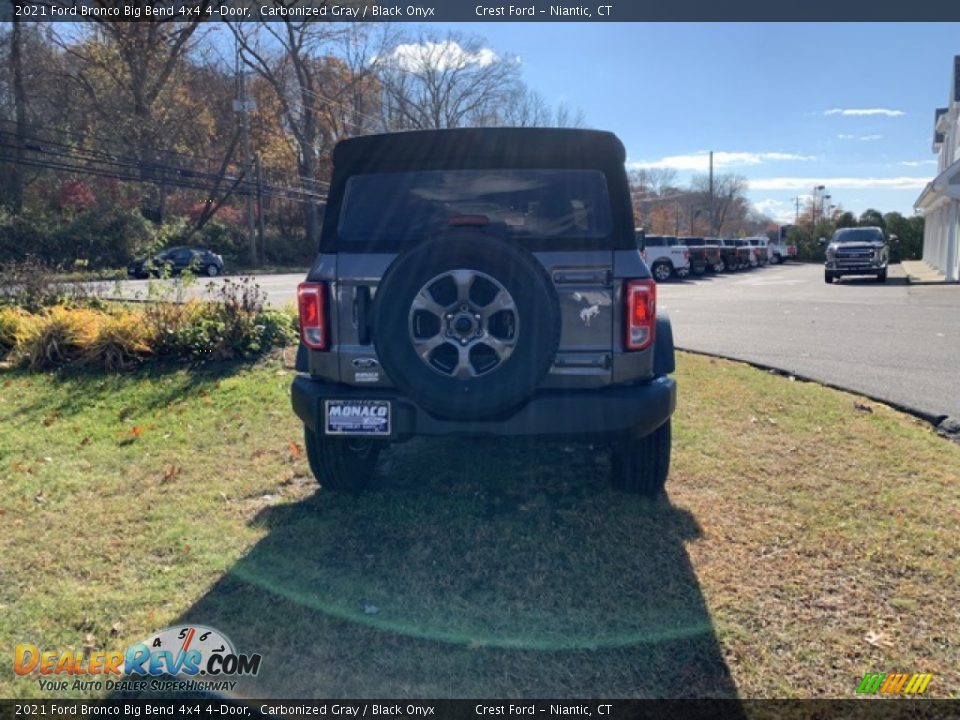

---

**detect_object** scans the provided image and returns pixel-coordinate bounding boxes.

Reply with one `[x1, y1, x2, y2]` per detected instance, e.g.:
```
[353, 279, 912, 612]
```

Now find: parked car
[734, 239, 759, 268]
[128, 246, 224, 279]
[291, 128, 677, 497]
[747, 237, 771, 265]
[824, 226, 889, 283]
[639, 233, 691, 281]
[715, 239, 744, 271]
[678, 237, 722, 274]
[768, 238, 795, 264]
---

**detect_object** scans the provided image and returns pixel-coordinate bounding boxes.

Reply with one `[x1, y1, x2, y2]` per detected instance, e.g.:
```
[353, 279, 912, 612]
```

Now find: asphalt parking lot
[105, 261, 960, 422]
[659, 262, 960, 422]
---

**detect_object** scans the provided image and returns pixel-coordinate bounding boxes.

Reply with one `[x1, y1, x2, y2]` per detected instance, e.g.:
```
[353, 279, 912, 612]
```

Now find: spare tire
[372, 231, 561, 420]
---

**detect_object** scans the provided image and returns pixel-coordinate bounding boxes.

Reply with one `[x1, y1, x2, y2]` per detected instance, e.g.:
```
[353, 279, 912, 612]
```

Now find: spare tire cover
[372, 231, 561, 420]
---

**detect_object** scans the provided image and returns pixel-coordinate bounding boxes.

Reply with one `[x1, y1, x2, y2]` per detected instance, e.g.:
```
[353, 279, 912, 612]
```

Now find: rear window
[337, 169, 612, 245]
[682, 238, 705, 246]
[645, 236, 665, 246]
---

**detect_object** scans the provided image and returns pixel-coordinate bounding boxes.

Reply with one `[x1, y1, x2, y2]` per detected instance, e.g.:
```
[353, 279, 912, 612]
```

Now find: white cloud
[824, 108, 905, 117]
[837, 134, 883, 141]
[628, 151, 815, 172]
[380, 41, 499, 72]
[750, 177, 929, 191]
[898, 160, 938, 167]
[752, 199, 797, 223]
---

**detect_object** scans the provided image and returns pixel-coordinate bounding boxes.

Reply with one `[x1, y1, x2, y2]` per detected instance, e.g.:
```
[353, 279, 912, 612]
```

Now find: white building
[915, 55, 960, 282]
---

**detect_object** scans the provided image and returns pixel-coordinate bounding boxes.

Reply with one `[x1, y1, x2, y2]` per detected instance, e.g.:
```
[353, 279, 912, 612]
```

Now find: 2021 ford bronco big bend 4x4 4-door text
[291, 128, 677, 497]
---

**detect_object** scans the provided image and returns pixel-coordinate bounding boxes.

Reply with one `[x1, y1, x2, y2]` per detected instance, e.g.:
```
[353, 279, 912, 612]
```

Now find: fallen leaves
[161, 465, 181, 484]
[864, 630, 894, 648]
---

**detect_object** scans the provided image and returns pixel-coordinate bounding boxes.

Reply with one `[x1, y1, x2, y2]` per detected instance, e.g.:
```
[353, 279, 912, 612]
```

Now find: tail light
[298, 282, 328, 350]
[624, 279, 656, 351]
[683, 249, 690, 260]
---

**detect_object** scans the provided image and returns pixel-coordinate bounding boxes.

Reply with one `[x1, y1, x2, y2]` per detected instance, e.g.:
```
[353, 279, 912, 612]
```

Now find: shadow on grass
[0, 358, 250, 423]
[173, 438, 741, 700]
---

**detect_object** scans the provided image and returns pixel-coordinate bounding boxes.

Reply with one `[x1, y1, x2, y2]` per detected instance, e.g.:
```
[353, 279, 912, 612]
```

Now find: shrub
[258, 307, 299, 350]
[142, 301, 201, 357]
[17, 305, 104, 370]
[53, 208, 156, 268]
[82, 310, 152, 370]
[0, 306, 27, 357]
[0, 256, 105, 312]
[0, 211, 53, 264]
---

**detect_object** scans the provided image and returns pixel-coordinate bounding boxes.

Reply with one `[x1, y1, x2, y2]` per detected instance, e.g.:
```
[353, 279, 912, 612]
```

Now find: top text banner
[4, 0, 960, 21]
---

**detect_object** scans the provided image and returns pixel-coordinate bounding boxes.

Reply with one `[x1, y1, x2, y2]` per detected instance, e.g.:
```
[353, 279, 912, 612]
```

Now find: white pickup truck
[767, 237, 796, 264]
[638, 233, 692, 281]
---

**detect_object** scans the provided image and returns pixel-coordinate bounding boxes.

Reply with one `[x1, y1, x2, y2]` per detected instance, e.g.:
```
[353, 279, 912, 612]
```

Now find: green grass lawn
[1, 353, 958, 699]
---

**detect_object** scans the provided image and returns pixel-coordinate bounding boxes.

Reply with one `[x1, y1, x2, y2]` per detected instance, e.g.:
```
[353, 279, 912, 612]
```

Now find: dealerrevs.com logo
[15, 625, 262, 694]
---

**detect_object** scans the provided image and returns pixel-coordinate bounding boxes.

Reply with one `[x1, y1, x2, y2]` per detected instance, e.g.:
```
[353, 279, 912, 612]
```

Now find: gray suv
[824, 226, 889, 283]
[291, 128, 677, 496]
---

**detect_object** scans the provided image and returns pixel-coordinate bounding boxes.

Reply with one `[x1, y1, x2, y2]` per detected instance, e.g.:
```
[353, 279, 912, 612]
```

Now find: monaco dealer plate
[325, 400, 391, 436]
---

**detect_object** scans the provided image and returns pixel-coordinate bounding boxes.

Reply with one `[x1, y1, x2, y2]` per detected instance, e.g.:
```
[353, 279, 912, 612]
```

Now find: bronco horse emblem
[580, 305, 600, 326]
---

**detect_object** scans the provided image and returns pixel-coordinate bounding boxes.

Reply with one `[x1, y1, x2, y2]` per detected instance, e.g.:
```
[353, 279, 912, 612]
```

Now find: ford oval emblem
[352, 357, 380, 370]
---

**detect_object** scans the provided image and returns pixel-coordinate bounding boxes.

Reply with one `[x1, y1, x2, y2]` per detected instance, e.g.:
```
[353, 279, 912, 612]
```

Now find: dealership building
[915, 55, 960, 283]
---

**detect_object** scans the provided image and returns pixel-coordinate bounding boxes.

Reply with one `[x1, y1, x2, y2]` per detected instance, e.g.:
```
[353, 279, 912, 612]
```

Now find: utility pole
[235, 39, 257, 268]
[674, 200, 681, 236]
[794, 196, 800, 225]
[255, 156, 265, 264]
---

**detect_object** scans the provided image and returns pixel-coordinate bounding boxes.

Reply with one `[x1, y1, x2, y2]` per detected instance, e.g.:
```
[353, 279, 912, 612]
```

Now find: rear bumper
[291, 375, 676, 439]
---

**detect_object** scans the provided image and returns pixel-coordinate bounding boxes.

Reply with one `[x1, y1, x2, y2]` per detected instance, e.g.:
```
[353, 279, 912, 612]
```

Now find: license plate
[324, 400, 391, 436]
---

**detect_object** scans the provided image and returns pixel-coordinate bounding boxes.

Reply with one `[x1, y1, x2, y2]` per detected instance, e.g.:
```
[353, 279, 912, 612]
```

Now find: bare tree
[691, 173, 749, 234]
[375, 30, 520, 130]
[231, 21, 383, 249]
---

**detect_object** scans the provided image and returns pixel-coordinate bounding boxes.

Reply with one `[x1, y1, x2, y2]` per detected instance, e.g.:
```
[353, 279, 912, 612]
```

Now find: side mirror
[635, 232, 645, 252]
[818, 237, 828, 246]
[889, 234, 899, 245]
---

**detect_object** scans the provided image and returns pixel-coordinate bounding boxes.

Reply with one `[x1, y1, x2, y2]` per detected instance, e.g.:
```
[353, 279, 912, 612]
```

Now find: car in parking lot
[292, 128, 677, 497]
[734, 239, 759, 268]
[678, 237, 722, 274]
[747, 237, 771, 265]
[823, 226, 889, 283]
[715, 239, 744, 271]
[128, 246, 224, 279]
[639, 233, 691, 281]
[768, 237, 795, 264]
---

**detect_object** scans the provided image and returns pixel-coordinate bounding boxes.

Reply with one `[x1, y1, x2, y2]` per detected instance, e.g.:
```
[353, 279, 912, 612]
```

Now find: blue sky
[443, 22, 958, 221]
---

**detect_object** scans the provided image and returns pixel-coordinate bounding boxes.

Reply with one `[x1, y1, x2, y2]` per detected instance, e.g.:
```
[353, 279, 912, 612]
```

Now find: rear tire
[205, 264, 220, 277]
[652, 261, 673, 282]
[609, 420, 671, 497]
[304, 426, 382, 494]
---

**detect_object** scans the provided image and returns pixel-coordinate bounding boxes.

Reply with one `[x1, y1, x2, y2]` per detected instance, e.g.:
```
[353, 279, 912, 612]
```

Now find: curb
[677, 347, 960, 444]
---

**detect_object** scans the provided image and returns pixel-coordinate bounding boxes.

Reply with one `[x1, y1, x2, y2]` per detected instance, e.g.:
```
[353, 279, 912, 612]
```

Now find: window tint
[833, 227, 884, 243]
[338, 169, 612, 245]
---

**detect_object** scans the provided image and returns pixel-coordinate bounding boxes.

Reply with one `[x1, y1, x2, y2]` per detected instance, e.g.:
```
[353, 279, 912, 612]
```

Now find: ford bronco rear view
[291, 128, 677, 497]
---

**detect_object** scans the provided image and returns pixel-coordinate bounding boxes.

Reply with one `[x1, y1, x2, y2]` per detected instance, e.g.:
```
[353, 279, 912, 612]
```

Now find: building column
[947, 201, 959, 282]
[922, 212, 931, 264]
[939, 207, 948, 271]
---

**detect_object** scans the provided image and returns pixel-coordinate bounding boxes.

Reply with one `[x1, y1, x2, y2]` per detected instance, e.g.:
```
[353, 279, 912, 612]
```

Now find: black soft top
[320, 127, 635, 253]
[332, 128, 626, 174]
